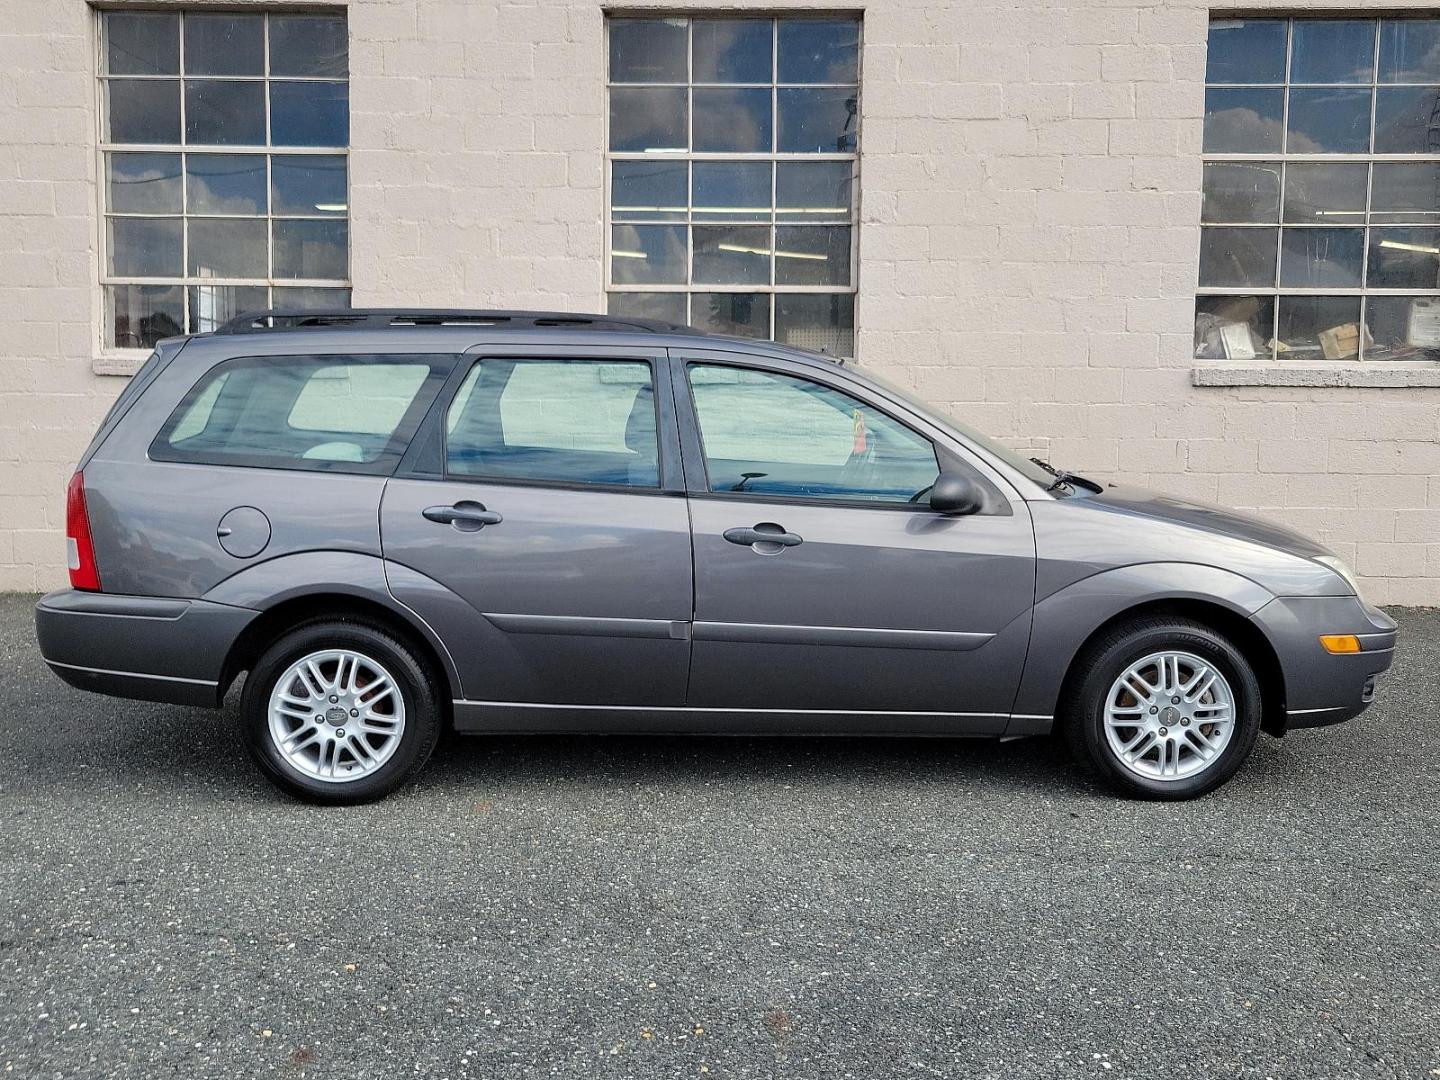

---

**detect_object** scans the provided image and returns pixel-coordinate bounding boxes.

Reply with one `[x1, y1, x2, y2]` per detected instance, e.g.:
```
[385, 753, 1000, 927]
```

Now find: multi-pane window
[605, 16, 860, 357]
[1199, 18, 1440, 363]
[99, 10, 351, 350]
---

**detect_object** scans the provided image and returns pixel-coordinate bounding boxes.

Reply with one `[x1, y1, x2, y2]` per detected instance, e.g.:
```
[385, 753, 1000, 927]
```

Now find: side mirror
[929, 473, 984, 516]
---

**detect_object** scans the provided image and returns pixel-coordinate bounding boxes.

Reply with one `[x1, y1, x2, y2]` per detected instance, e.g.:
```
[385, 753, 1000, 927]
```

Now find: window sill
[93, 353, 149, 377]
[1191, 363, 1440, 389]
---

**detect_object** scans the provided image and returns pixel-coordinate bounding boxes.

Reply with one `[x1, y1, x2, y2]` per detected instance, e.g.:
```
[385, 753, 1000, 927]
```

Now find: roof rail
[211, 308, 696, 336]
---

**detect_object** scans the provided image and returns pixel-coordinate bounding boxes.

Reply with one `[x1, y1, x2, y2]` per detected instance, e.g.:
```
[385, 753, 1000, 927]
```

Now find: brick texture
[1, 0, 1438, 604]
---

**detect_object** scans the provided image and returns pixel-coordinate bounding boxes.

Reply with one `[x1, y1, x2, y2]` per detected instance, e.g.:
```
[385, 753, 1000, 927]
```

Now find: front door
[673, 352, 1036, 732]
[381, 346, 693, 721]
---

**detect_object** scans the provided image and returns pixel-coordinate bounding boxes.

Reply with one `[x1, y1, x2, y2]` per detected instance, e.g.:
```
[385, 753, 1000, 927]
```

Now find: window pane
[777, 20, 860, 84]
[188, 284, 270, 333]
[158, 357, 437, 471]
[272, 286, 351, 311]
[777, 161, 853, 222]
[107, 217, 182, 277]
[1365, 295, 1440, 360]
[1205, 19, 1286, 84]
[1194, 295, 1275, 360]
[1282, 163, 1368, 224]
[273, 219, 349, 279]
[1290, 20, 1376, 84]
[610, 19, 687, 83]
[107, 152, 181, 214]
[607, 291, 688, 325]
[1371, 163, 1440, 223]
[1368, 227, 1440, 288]
[1286, 88, 1371, 154]
[105, 80, 181, 144]
[694, 19, 772, 83]
[610, 224, 687, 285]
[1198, 227, 1278, 288]
[1201, 162, 1280, 224]
[447, 360, 659, 487]
[693, 88, 773, 153]
[694, 225, 771, 285]
[188, 218, 268, 278]
[690, 293, 770, 338]
[183, 13, 263, 77]
[775, 293, 854, 356]
[185, 80, 265, 145]
[106, 284, 183, 349]
[270, 82, 350, 147]
[688, 366, 933, 502]
[1375, 87, 1440, 153]
[692, 162, 771, 223]
[105, 12, 178, 76]
[1276, 295, 1364, 359]
[775, 226, 850, 286]
[270, 15, 349, 78]
[272, 156, 348, 217]
[778, 87, 858, 153]
[1203, 88, 1283, 153]
[609, 88, 687, 152]
[186, 153, 266, 215]
[1379, 20, 1440, 83]
[611, 160, 687, 221]
[1279, 227, 1364, 287]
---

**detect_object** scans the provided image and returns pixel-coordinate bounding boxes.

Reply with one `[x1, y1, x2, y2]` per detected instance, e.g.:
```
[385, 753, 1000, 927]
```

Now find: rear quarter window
[151, 354, 453, 474]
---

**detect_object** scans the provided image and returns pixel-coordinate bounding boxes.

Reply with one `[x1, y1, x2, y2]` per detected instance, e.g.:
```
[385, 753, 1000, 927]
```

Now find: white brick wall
[1, 0, 1438, 604]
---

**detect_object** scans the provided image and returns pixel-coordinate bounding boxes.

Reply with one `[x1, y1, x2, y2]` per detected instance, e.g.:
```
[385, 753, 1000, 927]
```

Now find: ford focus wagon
[35, 309, 1397, 802]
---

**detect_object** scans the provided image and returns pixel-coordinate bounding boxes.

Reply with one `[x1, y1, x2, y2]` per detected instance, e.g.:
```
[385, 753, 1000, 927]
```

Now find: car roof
[162, 308, 848, 370]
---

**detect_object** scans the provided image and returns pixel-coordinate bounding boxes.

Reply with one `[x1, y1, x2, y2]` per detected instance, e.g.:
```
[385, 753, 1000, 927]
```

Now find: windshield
[849, 366, 1059, 489]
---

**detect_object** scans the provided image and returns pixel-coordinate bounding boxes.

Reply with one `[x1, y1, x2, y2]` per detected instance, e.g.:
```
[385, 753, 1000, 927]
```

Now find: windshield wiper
[1030, 456, 1078, 493]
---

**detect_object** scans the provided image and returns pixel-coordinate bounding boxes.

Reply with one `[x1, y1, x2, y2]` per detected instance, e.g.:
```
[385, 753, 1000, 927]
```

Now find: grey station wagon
[35, 309, 1397, 803]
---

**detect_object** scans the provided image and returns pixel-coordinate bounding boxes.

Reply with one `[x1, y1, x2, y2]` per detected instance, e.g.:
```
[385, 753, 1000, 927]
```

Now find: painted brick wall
[1, 0, 1437, 603]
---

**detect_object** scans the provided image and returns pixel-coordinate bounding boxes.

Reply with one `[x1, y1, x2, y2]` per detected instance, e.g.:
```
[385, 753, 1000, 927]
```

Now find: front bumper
[1250, 594, 1397, 731]
[35, 590, 259, 707]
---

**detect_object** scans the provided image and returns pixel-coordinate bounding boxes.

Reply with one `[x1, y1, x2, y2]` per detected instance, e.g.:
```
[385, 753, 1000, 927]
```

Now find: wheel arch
[1008, 563, 1286, 737]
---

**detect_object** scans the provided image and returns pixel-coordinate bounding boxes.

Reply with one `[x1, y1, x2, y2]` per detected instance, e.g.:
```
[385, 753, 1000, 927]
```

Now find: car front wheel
[1062, 617, 1262, 800]
[241, 620, 442, 804]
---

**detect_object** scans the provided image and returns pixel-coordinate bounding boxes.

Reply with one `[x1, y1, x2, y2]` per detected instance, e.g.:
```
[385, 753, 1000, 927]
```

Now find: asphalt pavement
[1, 593, 1437, 1079]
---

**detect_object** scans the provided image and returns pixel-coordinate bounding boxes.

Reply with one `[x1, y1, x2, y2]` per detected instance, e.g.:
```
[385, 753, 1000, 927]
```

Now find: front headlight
[1315, 555, 1363, 599]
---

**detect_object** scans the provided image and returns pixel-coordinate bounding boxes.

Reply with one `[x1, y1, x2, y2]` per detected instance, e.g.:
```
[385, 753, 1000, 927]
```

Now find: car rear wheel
[1061, 616, 1262, 800]
[241, 620, 441, 804]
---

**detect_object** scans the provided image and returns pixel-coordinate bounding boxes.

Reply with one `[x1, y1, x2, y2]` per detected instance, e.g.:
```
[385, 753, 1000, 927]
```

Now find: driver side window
[687, 364, 939, 503]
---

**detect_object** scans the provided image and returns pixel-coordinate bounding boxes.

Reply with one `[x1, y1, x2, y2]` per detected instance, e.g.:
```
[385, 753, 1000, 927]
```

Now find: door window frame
[667, 348, 1010, 514]
[396, 342, 686, 495]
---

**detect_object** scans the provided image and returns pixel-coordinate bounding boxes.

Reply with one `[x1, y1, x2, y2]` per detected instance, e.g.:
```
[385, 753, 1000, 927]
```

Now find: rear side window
[152, 354, 452, 473]
[445, 358, 659, 488]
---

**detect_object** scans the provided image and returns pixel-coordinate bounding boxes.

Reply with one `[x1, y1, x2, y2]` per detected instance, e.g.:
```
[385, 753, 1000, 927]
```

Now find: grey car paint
[34, 319, 1398, 744]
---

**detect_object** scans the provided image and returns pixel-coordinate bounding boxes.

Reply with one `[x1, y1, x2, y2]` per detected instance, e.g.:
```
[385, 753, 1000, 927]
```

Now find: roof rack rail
[212, 308, 696, 336]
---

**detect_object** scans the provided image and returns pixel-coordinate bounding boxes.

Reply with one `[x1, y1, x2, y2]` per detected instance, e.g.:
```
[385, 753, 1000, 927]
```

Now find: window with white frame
[1200, 17, 1440, 363]
[99, 10, 350, 350]
[605, 16, 860, 357]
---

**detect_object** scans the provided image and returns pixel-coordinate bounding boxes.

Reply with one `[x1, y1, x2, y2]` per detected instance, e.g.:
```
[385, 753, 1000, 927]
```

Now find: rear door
[380, 344, 694, 716]
[672, 349, 1037, 731]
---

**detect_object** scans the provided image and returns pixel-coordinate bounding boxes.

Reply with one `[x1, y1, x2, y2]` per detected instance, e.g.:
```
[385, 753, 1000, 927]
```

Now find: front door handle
[423, 501, 503, 532]
[723, 523, 803, 552]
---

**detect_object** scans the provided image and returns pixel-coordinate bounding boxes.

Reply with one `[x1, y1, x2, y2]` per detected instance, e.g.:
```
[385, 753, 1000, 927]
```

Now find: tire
[1060, 616, 1262, 800]
[241, 619, 442, 804]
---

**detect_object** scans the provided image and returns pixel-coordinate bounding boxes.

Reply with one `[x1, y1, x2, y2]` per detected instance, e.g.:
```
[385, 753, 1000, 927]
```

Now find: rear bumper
[1250, 595, 1397, 731]
[35, 590, 258, 707]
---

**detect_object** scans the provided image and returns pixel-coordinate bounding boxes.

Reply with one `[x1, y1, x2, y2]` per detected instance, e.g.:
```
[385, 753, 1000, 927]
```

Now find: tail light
[65, 471, 102, 592]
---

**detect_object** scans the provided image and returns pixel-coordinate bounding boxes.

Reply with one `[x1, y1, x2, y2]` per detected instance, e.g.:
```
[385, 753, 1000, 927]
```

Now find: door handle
[723, 523, 803, 551]
[423, 501, 503, 531]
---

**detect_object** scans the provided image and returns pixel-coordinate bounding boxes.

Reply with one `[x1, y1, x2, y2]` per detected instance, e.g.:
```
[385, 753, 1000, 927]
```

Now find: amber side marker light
[1320, 634, 1362, 654]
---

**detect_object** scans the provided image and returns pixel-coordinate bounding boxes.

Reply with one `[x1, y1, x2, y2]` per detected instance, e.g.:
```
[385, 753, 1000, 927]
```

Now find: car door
[672, 349, 1037, 733]
[380, 344, 694, 724]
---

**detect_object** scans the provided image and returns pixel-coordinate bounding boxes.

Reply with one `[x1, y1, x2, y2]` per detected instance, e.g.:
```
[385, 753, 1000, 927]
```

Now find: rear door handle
[423, 501, 503, 531]
[723, 523, 803, 551]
